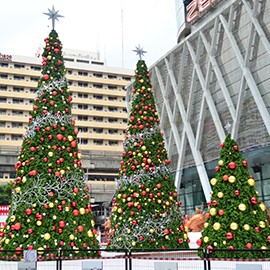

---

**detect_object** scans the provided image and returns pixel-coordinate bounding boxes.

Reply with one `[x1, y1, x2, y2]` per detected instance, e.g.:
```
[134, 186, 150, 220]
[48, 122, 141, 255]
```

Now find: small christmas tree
[107, 47, 189, 250]
[198, 132, 270, 258]
[0, 8, 99, 258]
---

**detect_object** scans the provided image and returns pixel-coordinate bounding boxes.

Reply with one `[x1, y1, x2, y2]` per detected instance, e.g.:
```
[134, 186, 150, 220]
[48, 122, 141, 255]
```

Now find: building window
[12, 123, 23, 128]
[11, 134, 22, 141]
[13, 87, 24, 92]
[108, 118, 117, 123]
[0, 110, 6, 114]
[93, 117, 103, 122]
[0, 134, 5, 140]
[93, 73, 103, 78]
[12, 98, 23, 104]
[78, 71, 88, 76]
[78, 104, 88, 110]
[12, 111, 23, 116]
[80, 139, 88, 145]
[0, 63, 8, 67]
[78, 116, 88, 121]
[108, 85, 117, 90]
[0, 74, 8, 79]
[123, 108, 127, 112]
[30, 89, 36, 94]
[14, 64, 25, 69]
[109, 129, 118, 134]
[30, 77, 38, 82]
[109, 140, 118, 146]
[14, 75, 24, 80]
[78, 82, 88, 87]
[78, 93, 88, 98]
[94, 95, 103, 100]
[109, 107, 118, 112]
[0, 86, 7, 91]
[123, 119, 127, 123]
[93, 106, 103, 111]
[94, 139, 103, 145]
[122, 76, 131, 81]
[94, 128, 103, 134]
[108, 96, 117, 101]
[78, 127, 88, 132]
[31, 66, 41, 71]
[0, 98, 7, 103]
[108, 74, 117, 79]
[93, 84, 102, 89]
[0, 122, 5, 127]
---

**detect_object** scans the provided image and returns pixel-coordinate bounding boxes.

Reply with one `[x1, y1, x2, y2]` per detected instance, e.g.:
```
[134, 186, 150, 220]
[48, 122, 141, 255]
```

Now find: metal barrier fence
[0, 248, 270, 270]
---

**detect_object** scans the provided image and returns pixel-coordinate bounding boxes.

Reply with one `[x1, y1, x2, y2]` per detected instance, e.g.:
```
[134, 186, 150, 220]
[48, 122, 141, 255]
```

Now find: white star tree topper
[43, 6, 64, 29]
[133, 45, 147, 60]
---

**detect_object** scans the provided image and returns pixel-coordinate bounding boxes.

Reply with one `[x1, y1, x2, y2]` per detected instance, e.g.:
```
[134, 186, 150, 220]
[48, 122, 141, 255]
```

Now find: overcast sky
[1, 0, 178, 70]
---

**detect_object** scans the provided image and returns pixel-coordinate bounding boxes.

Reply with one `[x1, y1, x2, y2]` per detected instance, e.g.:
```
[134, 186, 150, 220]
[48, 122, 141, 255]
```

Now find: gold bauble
[141, 146, 146, 151]
[210, 178, 217, 186]
[49, 202, 54, 208]
[203, 236, 209, 243]
[247, 178, 255, 186]
[223, 241, 226, 245]
[77, 153, 82, 160]
[69, 234, 75, 240]
[37, 220, 42, 226]
[243, 224, 250, 231]
[230, 222, 238, 230]
[204, 222, 209, 228]
[65, 207, 69, 212]
[214, 242, 218, 247]
[150, 229, 154, 234]
[79, 208, 86, 215]
[218, 160, 224, 166]
[217, 192, 224, 198]
[60, 170, 65, 175]
[5, 238, 10, 244]
[228, 176, 236, 183]
[44, 233, 51, 240]
[87, 230, 93, 238]
[68, 135, 73, 142]
[209, 208, 217, 216]
[22, 176, 27, 183]
[260, 203, 266, 212]
[238, 203, 246, 211]
[213, 222, 221, 230]
[10, 215, 16, 222]
[132, 241, 136, 246]
[48, 152, 53, 157]
[259, 221, 266, 228]
[15, 187, 21, 193]
[37, 247, 44, 255]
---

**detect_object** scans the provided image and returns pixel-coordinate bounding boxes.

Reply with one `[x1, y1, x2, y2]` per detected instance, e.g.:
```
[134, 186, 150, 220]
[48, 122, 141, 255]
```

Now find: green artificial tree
[0, 28, 99, 258]
[198, 133, 270, 258]
[107, 52, 189, 250]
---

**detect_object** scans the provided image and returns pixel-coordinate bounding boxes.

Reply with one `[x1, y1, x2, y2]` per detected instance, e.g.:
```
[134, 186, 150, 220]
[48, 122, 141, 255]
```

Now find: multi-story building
[0, 49, 133, 223]
[128, 0, 270, 214]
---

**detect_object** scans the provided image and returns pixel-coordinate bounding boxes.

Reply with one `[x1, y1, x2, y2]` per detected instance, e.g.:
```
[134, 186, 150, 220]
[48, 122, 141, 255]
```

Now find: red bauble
[242, 160, 248, 167]
[250, 197, 258, 204]
[28, 229, 33, 234]
[223, 175, 229, 181]
[226, 232, 233, 240]
[218, 209, 224, 216]
[58, 220, 66, 228]
[26, 208, 32, 215]
[56, 134, 63, 141]
[246, 242, 252, 249]
[73, 209, 79, 216]
[156, 183, 162, 189]
[233, 145, 238, 151]
[215, 166, 220, 172]
[267, 235, 270, 243]
[15, 247, 23, 255]
[73, 188, 79, 194]
[196, 239, 202, 246]
[220, 143, 224, 148]
[212, 200, 218, 206]
[43, 74, 50, 80]
[254, 227, 260, 233]
[228, 162, 236, 169]
[234, 190, 240, 196]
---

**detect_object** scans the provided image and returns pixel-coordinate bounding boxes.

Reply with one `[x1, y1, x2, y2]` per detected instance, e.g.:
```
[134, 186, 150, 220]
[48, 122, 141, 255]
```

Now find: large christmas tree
[198, 133, 270, 258]
[0, 9, 99, 258]
[107, 49, 189, 250]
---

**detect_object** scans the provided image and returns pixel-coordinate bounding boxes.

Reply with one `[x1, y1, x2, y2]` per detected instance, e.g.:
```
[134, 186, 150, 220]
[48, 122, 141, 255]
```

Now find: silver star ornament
[133, 45, 147, 60]
[43, 6, 64, 29]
